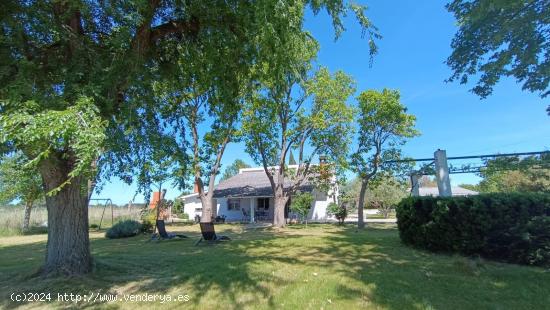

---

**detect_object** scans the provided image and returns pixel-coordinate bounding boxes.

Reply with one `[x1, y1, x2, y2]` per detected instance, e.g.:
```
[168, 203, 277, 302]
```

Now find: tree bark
[199, 195, 214, 223]
[273, 189, 288, 228]
[357, 180, 368, 229]
[39, 158, 92, 276]
[22, 201, 33, 232]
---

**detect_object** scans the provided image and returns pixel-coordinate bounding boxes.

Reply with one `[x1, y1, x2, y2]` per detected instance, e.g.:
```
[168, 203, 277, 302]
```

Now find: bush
[396, 193, 550, 267]
[105, 220, 142, 239]
[141, 210, 157, 233]
[327, 202, 348, 224]
[291, 192, 314, 225]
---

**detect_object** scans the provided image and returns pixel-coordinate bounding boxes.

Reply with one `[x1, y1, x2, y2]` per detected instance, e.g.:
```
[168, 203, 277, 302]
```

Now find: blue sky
[95, 1, 550, 204]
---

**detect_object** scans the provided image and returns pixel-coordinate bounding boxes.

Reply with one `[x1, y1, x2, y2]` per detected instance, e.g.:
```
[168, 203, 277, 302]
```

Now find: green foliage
[243, 65, 356, 199]
[0, 152, 43, 205]
[0, 98, 106, 195]
[397, 193, 550, 267]
[327, 202, 348, 224]
[350, 88, 419, 183]
[173, 199, 184, 214]
[349, 88, 418, 227]
[1, 0, 378, 198]
[221, 159, 251, 181]
[291, 192, 314, 222]
[476, 154, 550, 193]
[365, 176, 407, 218]
[105, 220, 142, 239]
[446, 0, 550, 112]
[343, 176, 407, 213]
[140, 210, 157, 233]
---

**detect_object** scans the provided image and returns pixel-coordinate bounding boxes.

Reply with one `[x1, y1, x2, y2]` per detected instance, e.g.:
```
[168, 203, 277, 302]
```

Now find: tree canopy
[446, 0, 550, 113]
[221, 159, 251, 181]
[476, 154, 550, 193]
[0, 152, 43, 206]
[243, 63, 356, 227]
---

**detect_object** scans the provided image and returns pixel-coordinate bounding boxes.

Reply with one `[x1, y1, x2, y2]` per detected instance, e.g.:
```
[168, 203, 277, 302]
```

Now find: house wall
[185, 189, 336, 222]
[182, 195, 202, 220]
[216, 197, 248, 221]
[308, 189, 334, 221]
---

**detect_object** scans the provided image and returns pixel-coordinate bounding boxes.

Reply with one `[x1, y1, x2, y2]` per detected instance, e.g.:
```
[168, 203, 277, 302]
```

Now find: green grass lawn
[0, 224, 548, 309]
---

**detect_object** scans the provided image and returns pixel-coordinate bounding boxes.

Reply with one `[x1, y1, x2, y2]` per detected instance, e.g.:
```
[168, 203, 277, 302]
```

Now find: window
[227, 199, 241, 210]
[257, 198, 269, 211]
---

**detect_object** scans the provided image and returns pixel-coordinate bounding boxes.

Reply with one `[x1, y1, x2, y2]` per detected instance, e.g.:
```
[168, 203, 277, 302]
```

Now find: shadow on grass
[0, 223, 548, 309]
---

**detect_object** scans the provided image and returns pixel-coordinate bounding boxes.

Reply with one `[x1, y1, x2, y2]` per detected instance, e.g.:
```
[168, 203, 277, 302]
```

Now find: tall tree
[446, 0, 550, 113]
[154, 35, 247, 222]
[221, 159, 252, 181]
[0, 1, 377, 275]
[350, 89, 419, 229]
[243, 63, 356, 227]
[0, 153, 43, 231]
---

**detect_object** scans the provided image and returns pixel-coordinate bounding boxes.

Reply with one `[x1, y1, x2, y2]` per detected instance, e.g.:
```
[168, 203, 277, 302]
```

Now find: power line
[385, 150, 549, 164]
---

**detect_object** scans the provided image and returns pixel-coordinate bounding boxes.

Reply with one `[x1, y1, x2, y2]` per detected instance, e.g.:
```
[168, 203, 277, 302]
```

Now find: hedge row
[396, 193, 550, 267]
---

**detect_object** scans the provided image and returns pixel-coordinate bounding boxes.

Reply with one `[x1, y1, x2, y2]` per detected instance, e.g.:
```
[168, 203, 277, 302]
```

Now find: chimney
[193, 180, 199, 193]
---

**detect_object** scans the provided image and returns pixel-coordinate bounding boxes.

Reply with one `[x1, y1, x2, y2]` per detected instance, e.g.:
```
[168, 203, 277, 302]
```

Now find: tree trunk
[357, 180, 368, 229]
[22, 201, 33, 232]
[200, 195, 214, 223]
[40, 158, 92, 276]
[273, 190, 288, 228]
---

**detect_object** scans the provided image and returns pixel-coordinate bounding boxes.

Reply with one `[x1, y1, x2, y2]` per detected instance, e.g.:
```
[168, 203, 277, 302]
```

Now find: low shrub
[327, 202, 348, 224]
[141, 210, 157, 233]
[105, 220, 142, 239]
[396, 193, 550, 267]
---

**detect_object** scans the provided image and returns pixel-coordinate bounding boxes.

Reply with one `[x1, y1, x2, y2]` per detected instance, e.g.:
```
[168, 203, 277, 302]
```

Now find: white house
[180, 165, 338, 223]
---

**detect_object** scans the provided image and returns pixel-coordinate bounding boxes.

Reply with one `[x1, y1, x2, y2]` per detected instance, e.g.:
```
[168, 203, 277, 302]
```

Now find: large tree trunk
[39, 158, 92, 276]
[22, 201, 33, 232]
[200, 195, 214, 223]
[273, 189, 288, 228]
[357, 180, 368, 229]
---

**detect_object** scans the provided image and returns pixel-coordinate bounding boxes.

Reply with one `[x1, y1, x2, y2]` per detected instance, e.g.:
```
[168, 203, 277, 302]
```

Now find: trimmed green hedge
[396, 193, 550, 267]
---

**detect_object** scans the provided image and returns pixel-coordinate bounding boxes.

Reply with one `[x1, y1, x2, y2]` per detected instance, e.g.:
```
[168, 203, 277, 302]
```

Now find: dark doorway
[284, 197, 291, 219]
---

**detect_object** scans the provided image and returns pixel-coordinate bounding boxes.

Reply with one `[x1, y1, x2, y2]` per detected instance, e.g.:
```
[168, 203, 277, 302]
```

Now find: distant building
[179, 165, 338, 222]
[418, 186, 478, 197]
